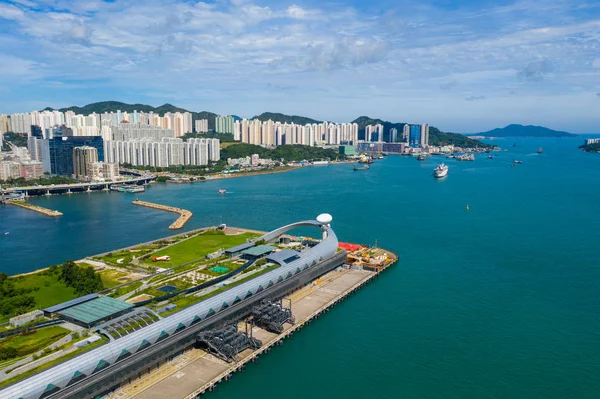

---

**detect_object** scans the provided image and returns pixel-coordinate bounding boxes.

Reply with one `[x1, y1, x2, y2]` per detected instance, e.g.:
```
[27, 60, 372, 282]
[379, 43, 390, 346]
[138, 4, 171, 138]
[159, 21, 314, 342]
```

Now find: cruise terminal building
[0, 214, 346, 399]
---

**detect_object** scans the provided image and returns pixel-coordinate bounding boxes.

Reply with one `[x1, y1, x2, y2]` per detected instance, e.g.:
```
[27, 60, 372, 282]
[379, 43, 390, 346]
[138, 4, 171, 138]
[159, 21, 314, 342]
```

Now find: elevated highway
[0, 172, 155, 196]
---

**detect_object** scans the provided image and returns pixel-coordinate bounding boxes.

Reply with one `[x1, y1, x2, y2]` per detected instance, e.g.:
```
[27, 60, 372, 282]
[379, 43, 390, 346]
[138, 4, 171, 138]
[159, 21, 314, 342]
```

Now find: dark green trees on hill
[221, 144, 338, 162]
[253, 112, 321, 125]
[58, 261, 104, 296]
[0, 273, 36, 318]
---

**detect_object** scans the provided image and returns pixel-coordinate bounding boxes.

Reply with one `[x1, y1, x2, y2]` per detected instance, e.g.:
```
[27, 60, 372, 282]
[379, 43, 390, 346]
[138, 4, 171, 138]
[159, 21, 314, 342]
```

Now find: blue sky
[0, 0, 599, 132]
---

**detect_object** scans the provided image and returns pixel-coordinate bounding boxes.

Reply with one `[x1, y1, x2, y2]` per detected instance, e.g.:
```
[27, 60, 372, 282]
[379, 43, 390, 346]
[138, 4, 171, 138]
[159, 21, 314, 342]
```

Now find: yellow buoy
[466, 204, 470, 211]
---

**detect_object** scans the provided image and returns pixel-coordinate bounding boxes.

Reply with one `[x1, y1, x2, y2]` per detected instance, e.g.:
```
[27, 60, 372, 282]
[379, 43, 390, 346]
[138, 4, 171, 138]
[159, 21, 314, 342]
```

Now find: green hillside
[474, 124, 576, 138]
[221, 143, 337, 162]
[253, 112, 321, 125]
[351, 116, 491, 148]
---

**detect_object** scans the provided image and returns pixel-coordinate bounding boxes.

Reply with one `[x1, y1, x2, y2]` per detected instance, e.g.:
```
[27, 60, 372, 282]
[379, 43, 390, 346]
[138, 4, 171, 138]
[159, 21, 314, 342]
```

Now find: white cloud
[0, 3, 25, 20]
[0, 0, 599, 131]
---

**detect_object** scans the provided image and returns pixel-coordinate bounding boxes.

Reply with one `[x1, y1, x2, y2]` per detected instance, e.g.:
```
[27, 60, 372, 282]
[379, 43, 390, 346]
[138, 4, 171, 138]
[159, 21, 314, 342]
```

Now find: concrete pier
[6, 200, 63, 217]
[106, 256, 396, 399]
[132, 200, 193, 229]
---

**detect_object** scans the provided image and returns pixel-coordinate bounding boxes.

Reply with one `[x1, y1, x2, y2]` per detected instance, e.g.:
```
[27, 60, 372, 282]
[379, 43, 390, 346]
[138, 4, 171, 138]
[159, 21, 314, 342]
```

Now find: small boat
[4, 232, 9, 235]
[513, 159, 523, 164]
[433, 163, 448, 178]
[218, 189, 226, 194]
[537, 147, 543, 154]
[353, 164, 369, 171]
[446, 154, 455, 159]
[417, 154, 425, 161]
[465, 204, 470, 211]
[513, 142, 517, 147]
[487, 155, 493, 159]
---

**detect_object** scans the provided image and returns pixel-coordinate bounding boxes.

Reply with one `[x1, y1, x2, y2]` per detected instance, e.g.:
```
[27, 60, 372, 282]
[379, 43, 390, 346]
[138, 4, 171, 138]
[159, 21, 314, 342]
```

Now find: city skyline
[1, 0, 599, 133]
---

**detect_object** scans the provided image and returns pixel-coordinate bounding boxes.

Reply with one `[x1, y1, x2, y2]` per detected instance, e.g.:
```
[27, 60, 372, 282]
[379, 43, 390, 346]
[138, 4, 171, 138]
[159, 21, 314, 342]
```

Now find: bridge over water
[0, 170, 156, 197]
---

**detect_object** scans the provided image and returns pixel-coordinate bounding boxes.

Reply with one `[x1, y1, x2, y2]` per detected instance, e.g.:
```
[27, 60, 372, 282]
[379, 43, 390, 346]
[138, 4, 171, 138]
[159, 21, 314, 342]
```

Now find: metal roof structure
[43, 293, 99, 314]
[241, 245, 276, 257]
[266, 249, 302, 265]
[0, 217, 339, 399]
[58, 297, 134, 327]
[224, 242, 254, 255]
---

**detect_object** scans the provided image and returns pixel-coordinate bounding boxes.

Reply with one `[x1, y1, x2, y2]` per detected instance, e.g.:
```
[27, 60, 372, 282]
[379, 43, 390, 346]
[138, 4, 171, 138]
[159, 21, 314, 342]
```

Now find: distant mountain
[43, 101, 218, 130]
[352, 116, 491, 148]
[253, 112, 321, 125]
[473, 124, 577, 138]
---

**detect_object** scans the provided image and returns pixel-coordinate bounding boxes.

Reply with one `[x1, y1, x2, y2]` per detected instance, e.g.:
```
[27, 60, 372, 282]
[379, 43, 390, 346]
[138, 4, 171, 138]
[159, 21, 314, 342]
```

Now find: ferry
[111, 184, 145, 193]
[353, 164, 369, 171]
[218, 189, 227, 194]
[433, 163, 448, 178]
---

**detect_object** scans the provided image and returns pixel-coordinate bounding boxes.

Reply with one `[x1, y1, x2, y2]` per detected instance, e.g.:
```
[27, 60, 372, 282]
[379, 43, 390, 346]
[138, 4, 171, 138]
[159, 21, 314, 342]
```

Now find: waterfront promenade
[132, 200, 193, 229]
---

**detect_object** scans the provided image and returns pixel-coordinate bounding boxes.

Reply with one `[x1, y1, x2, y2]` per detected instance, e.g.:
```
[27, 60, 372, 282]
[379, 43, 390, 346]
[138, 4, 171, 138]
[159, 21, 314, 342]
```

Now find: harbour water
[1, 137, 600, 398]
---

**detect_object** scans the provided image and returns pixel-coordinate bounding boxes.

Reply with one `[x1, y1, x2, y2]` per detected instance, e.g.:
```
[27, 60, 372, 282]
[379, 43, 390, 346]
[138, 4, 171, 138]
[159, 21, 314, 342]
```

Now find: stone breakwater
[132, 200, 192, 229]
[7, 200, 63, 217]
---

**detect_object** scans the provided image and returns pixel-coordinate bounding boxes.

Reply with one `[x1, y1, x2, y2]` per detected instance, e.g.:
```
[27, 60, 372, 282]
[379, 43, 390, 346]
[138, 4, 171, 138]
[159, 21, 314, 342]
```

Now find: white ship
[434, 163, 449, 178]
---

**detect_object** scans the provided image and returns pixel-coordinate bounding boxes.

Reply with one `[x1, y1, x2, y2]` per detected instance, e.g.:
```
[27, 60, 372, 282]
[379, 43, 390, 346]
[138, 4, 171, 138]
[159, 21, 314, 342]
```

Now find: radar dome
[317, 213, 333, 224]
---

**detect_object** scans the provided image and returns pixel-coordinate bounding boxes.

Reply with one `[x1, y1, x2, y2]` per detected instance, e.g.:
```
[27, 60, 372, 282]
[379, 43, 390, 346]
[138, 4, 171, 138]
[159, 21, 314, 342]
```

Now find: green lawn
[9, 273, 77, 311]
[142, 230, 259, 268]
[109, 281, 143, 298]
[98, 269, 133, 288]
[0, 326, 70, 358]
[159, 263, 280, 317]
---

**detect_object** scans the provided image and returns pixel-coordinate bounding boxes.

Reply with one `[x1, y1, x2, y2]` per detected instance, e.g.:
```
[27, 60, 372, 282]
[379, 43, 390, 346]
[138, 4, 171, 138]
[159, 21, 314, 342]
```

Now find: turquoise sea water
[1, 137, 599, 398]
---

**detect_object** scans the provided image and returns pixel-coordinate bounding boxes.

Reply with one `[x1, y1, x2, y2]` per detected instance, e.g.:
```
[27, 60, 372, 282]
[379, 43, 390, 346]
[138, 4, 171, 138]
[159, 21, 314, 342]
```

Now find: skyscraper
[409, 125, 421, 148]
[42, 136, 104, 175]
[73, 146, 99, 180]
[420, 124, 429, 147]
[390, 128, 398, 143]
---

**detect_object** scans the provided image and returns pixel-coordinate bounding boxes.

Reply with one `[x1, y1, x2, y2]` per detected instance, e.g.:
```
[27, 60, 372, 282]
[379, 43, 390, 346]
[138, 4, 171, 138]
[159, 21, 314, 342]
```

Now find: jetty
[132, 200, 192, 229]
[6, 200, 63, 217]
[106, 249, 397, 399]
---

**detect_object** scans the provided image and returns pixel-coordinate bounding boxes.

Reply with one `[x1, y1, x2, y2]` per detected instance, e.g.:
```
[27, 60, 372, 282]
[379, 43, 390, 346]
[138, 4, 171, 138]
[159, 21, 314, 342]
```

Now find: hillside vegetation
[253, 112, 321, 125]
[474, 124, 576, 138]
[352, 116, 491, 148]
[221, 143, 338, 162]
[579, 142, 600, 152]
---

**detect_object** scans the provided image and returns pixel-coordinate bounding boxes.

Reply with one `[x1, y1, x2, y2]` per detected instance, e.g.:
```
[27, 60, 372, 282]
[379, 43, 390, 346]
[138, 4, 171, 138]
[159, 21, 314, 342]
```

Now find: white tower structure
[317, 213, 333, 240]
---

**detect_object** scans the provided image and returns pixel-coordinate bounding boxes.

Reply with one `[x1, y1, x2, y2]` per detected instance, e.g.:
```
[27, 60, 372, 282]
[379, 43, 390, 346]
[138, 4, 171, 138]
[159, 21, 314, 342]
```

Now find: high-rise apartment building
[105, 138, 219, 168]
[108, 123, 174, 141]
[195, 119, 209, 133]
[390, 128, 398, 143]
[73, 146, 99, 179]
[0, 115, 10, 135]
[215, 115, 235, 134]
[420, 124, 429, 147]
[402, 124, 410, 143]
